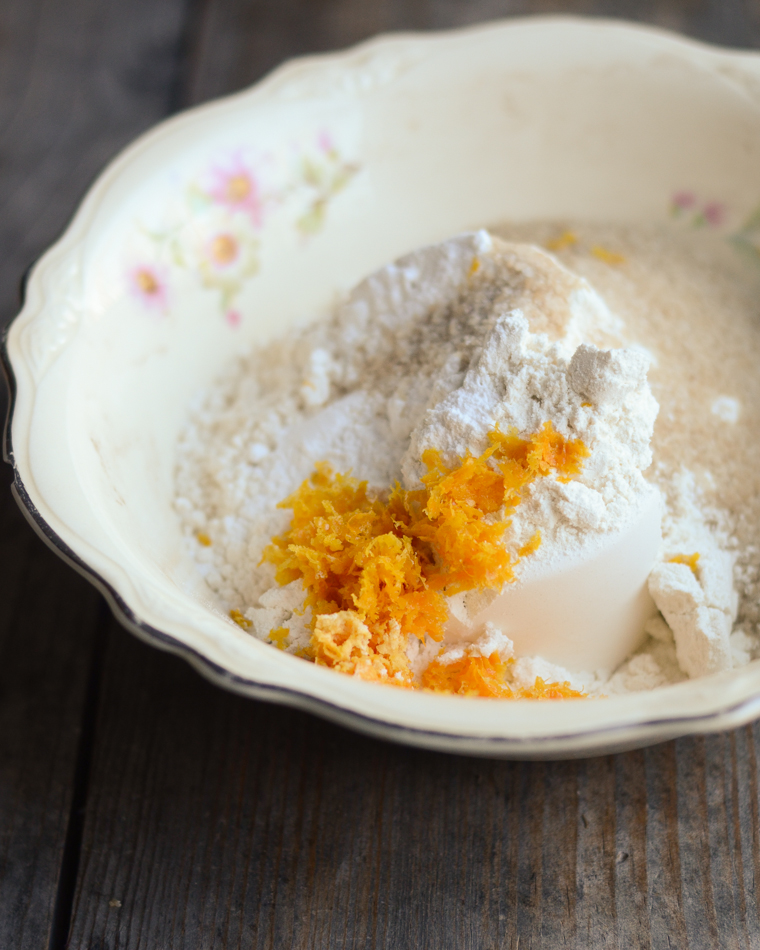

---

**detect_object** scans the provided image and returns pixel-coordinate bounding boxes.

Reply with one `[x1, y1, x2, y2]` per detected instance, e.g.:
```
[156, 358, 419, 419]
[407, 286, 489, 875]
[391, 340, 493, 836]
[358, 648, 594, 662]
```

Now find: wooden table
[2, 2, 760, 947]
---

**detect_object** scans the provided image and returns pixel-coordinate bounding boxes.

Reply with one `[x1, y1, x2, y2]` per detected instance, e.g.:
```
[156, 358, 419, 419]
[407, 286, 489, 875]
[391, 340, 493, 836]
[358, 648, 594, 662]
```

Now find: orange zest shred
[422, 651, 514, 697]
[269, 626, 290, 650]
[468, 257, 481, 276]
[196, 531, 212, 546]
[229, 608, 251, 629]
[669, 552, 700, 575]
[311, 611, 414, 687]
[545, 230, 577, 251]
[518, 531, 542, 558]
[521, 676, 587, 700]
[261, 422, 590, 698]
[590, 245, 626, 266]
[422, 653, 585, 700]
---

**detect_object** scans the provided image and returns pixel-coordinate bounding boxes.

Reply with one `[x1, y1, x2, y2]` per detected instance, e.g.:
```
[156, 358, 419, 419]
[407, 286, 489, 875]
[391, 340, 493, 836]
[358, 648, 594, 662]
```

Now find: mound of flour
[174, 231, 744, 692]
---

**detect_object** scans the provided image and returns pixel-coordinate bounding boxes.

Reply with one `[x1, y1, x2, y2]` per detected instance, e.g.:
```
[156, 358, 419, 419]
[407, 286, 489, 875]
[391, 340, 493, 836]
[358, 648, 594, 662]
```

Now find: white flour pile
[175, 228, 760, 695]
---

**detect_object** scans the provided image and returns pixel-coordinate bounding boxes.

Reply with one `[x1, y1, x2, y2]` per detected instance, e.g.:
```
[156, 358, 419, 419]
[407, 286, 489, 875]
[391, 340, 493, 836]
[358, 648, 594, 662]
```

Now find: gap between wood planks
[46, 600, 109, 950]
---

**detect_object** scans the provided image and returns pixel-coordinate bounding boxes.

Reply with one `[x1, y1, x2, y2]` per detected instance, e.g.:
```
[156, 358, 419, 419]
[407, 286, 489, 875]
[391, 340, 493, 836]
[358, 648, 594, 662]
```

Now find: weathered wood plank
[676, 738, 722, 950]
[0, 1, 190, 947]
[576, 756, 617, 948]
[65, 619, 760, 950]
[0, 466, 103, 950]
[614, 751, 650, 950]
[644, 743, 688, 950]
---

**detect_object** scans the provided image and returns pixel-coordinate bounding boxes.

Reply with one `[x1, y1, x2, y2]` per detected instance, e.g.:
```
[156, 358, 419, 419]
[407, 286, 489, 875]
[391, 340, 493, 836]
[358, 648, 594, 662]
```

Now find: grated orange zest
[518, 531, 542, 558]
[196, 531, 212, 546]
[269, 626, 289, 650]
[545, 230, 578, 251]
[669, 552, 700, 575]
[262, 423, 589, 696]
[229, 608, 251, 629]
[519, 676, 586, 700]
[422, 653, 586, 699]
[311, 611, 414, 687]
[590, 245, 626, 266]
[422, 651, 514, 697]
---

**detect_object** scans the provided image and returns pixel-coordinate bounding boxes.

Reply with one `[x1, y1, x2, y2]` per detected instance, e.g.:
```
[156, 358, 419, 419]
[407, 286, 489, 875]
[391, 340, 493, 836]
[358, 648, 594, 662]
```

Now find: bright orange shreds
[410, 448, 519, 595]
[196, 531, 212, 546]
[261, 422, 589, 689]
[590, 245, 626, 266]
[545, 230, 577, 251]
[264, 464, 449, 644]
[489, 421, 590, 480]
[518, 531, 542, 558]
[422, 651, 515, 697]
[229, 608, 251, 629]
[669, 552, 700, 575]
[517, 676, 586, 700]
[269, 626, 289, 650]
[311, 611, 414, 687]
[422, 655, 587, 700]
[469, 257, 481, 276]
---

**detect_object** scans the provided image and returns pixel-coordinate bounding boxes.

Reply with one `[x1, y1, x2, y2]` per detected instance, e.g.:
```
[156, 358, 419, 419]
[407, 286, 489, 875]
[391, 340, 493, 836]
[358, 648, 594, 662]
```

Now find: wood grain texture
[2, 1, 760, 948]
[181, 0, 760, 108]
[0, 1, 189, 947]
[0, 0, 189, 328]
[66, 623, 760, 950]
[0, 467, 103, 950]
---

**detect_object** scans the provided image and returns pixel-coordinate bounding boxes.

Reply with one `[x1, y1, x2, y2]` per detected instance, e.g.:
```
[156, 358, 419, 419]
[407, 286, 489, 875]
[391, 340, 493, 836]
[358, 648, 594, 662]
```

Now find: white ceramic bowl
[6, 17, 760, 758]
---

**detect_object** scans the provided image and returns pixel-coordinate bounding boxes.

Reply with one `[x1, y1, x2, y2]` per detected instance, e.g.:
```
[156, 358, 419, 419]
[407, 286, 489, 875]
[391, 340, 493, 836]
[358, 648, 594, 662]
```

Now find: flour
[175, 226, 757, 695]
[401, 303, 659, 574]
[644, 469, 739, 678]
[431, 622, 515, 667]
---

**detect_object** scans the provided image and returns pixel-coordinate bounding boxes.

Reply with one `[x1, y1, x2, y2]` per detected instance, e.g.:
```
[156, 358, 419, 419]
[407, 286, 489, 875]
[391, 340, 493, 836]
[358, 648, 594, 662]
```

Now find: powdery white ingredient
[648, 561, 733, 678]
[604, 641, 686, 694]
[175, 228, 750, 695]
[510, 655, 594, 694]
[711, 396, 741, 424]
[433, 622, 515, 667]
[402, 302, 659, 571]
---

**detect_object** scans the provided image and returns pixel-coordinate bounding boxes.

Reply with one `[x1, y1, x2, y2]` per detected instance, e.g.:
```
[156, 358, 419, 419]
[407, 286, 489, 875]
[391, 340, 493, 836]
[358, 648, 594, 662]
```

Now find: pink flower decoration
[207, 158, 263, 227]
[128, 265, 168, 311]
[317, 130, 334, 154]
[206, 233, 240, 270]
[703, 202, 724, 227]
[672, 191, 696, 210]
[225, 309, 242, 328]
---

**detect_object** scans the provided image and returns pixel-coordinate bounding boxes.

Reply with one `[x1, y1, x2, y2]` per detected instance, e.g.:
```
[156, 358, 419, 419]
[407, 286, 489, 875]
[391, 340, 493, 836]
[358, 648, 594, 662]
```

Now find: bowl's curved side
[6, 16, 760, 758]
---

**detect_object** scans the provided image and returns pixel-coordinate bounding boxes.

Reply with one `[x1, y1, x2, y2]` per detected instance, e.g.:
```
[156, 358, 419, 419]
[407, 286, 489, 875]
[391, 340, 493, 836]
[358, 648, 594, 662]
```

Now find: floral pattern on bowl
[669, 190, 726, 229]
[729, 205, 760, 265]
[129, 133, 359, 326]
[668, 191, 760, 269]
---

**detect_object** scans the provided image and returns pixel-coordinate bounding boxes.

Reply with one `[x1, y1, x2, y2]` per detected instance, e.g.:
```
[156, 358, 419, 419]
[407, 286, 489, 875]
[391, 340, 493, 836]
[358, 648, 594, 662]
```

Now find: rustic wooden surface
[2, 1, 760, 948]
